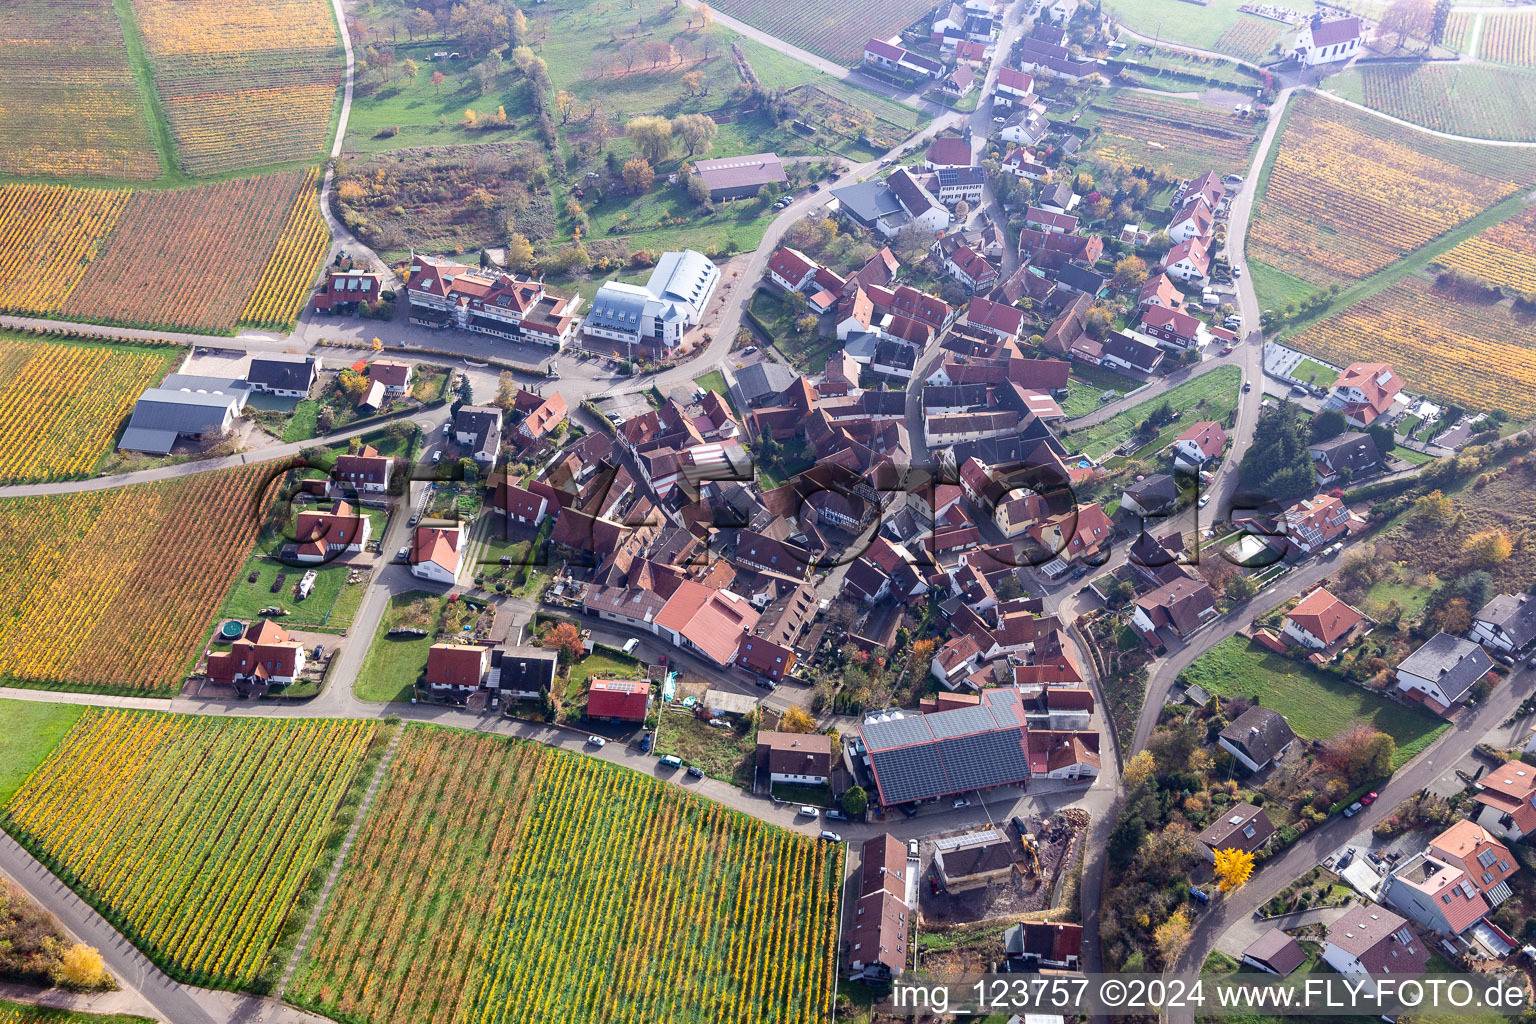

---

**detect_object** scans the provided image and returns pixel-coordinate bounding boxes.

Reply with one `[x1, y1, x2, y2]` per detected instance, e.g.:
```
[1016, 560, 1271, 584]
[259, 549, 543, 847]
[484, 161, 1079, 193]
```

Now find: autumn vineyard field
[1081, 92, 1261, 178]
[1213, 16, 1287, 62]
[709, 0, 936, 63]
[0, 171, 326, 333]
[0, 0, 161, 181]
[0, 466, 274, 693]
[0, 336, 182, 484]
[1288, 276, 1536, 415]
[1249, 94, 1533, 286]
[1476, 11, 1536, 67]
[1346, 64, 1536, 143]
[132, 0, 344, 174]
[1439, 205, 1536, 295]
[289, 726, 843, 1024]
[1, 711, 379, 990]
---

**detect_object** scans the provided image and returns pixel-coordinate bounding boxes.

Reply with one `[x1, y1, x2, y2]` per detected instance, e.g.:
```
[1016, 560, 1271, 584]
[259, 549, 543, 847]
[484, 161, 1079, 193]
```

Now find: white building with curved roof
[584, 249, 719, 357]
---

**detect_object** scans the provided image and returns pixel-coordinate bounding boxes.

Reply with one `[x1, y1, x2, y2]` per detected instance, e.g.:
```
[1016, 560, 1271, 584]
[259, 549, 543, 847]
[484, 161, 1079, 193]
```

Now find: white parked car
[798, 806, 819, 819]
[1198, 495, 1211, 508]
[953, 797, 971, 809]
[587, 735, 606, 747]
[622, 638, 640, 655]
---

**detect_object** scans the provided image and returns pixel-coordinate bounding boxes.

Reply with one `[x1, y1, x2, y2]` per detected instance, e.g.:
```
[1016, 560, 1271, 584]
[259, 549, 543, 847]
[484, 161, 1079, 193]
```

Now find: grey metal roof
[734, 362, 795, 405]
[647, 250, 716, 313]
[1399, 632, 1494, 702]
[831, 180, 904, 225]
[586, 281, 652, 333]
[862, 713, 933, 752]
[117, 426, 180, 454]
[1477, 594, 1536, 649]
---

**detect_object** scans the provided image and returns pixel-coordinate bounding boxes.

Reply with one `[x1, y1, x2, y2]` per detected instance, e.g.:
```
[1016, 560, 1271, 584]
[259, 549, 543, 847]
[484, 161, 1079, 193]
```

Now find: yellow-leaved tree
[1153, 908, 1192, 967]
[53, 944, 108, 990]
[1214, 846, 1255, 892]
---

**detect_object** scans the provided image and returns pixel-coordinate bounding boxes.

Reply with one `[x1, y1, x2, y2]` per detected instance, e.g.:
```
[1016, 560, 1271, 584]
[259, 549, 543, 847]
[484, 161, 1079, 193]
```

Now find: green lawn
[0, 700, 84, 805]
[0, 1000, 156, 1024]
[748, 290, 838, 373]
[565, 650, 646, 703]
[1064, 365, 1241, 460]
[1391, 445, 1435, 467]
[282, 400, 320, 443]
[1249, 258, 1319, 314]
[216, 554, 369, 631]
[1103, 0, 1309, 57]
[1289, 358, 1338, 388]
[693, 369, 728, 397]
[654, 714, 757, 787]
[354, 591, 440, 703]
[1184, 636, 1448, 769]
[1062, 365, 1144, 419]
[1366, 579, 1433, 616]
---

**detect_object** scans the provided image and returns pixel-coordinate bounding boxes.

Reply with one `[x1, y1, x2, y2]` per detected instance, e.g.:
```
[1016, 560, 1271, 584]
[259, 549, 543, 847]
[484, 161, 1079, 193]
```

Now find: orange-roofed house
[1283, 586, 1366, 650]
[411, 525, 466, 586]
[1325, 362, 1403, 428]
[205, 619, 307, 687]
[367, 360, 414, 393]
[1473, 763, 1536, 841]
[424, 643, 491, 697]
[294, 501, 370, 562]
[1174, 421, 1227, 466]
[1027, 502, 1113, 566]
[1380, 850, 1491, 936]
[654, 580, 761, 667]
[516, 390, 568, 444]
[1429, 820, 1518, 904]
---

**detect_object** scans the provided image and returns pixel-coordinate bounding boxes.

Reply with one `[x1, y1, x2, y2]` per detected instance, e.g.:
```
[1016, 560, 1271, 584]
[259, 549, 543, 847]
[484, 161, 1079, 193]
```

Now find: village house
[1309, 432, 1381, 486]
[1395, 632, 1494, 714]
[1002, 922, 1083, 972]
[331, 444, 392, 495]
[1161, 237, 1210, 283]
[1137, 304, 1203, 352]
[1473, 764, 1536, 841]
[205, 620, 307, 688]
[1380, 851, 1491, 936]
[453, 405, 503, 465]
[1217, 706, 1296, 773]
[1196, 802, 1274, 861]
[862, 37, 944, 79]
[994, 67, 1036, 107]
[934, 830, 1015, 891]
[766, 247, 819, 292]
[925, 136, 974, 170]
[1174, 421, 1228, 467]
[1324, 362, 1403, 428]
[1240, 930, 1307, 977]
[1120, 473, 1179, 518]
[736, 634, 799, 682]
[1428, 820, 1518, 903]
[411, 525, 466, 585]
[247, 353, 318, 397]
[423, 643, 490, 699]
[756, 731, 832, 785]
[586, 679, 652, 723]
[1132, 574, 1217, 641]
[366, 359, 413, 393]
[1320, 905, 1429, 989]
[1282, 586, 1365, 651]
[846, 834, 911, 983]
[1473, 593, 1536, 654]
[293, 502, 369, 562]
[1277, 492, 1354, 554]
[311, 268, 384, 315]
[1096, 330, 1164, 375]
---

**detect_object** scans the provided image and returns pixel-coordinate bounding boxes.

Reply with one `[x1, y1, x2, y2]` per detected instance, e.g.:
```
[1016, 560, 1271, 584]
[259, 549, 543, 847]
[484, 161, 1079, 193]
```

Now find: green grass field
[354, 591, 439, 703]
[1248, 259, 1319, 314]
[748, 289, 838, 373]
[694, 369, 728, 396]
[0, 700, 84, 805]
[1062, 365, 1145, 419]
[1289, 358, 1338, 388]
[0, 1000, 156, 1024]
[1366, 579, 1433, 616]
[654, 714, 757, 786]
[216, 555, 368, 632]
[1103, 0, 1309, 57]
[1184, 636, 1448, 769]
[1065, 365, 1240, 460]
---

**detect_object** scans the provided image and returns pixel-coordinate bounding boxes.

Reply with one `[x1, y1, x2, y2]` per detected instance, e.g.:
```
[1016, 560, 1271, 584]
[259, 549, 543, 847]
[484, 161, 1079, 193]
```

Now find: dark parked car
[638, 733, 652, 753]
[686, 765, 704, 779]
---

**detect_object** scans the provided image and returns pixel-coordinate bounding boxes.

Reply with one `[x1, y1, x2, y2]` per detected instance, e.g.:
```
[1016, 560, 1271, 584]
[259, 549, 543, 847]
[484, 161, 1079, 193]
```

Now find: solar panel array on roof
[862, 714, 933, 752]
[861, 691, 1034, 805]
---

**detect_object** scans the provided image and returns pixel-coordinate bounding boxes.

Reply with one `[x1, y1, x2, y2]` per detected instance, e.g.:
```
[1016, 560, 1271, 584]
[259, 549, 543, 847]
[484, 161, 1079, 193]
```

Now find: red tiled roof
[1139, 303, 1200, 339]
[1287, 587, 1365, 645]
[587, 679, 651, 720]
[425, 644, 488, 688]
[1177, 421, 1227, 459]
[768, 247, 818, 284]
[926, 136, 973, 167]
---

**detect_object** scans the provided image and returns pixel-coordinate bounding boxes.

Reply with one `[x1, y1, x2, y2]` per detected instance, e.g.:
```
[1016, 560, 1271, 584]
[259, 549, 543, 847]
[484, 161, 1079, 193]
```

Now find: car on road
[755, 677, 778, 690]
[818, 830, 842, 842]
[1198, 495, 1211, 508]
[899, 803, 919, 818]
[909, 839, 919, 858]
[639, 732, 652, 753]
[1220, 344, 1233, 355]
[741, 345, 757, 355]
[658, 754, 683, 769]
[1290, 383, 1309, 397]
[1343, 801, 1363, 817]
[621, 638, 640, 655]
[1232, 266, 1243, 277]
[1224, 173, 1244, 185]
[408, 513, 420, 526]
[432, 450, 442, 463]
[826, 809, 847, 821]
[1496, 652, 1516, 667]
[686, 765, 704, 778]
[953, 797, 971, 809]
[442, 422, 450, 435]
[586, 735, 606, 747]
[798, 806, 819, 819]
[1527, 655, 1536, 671]
[993, 114, 1006, 123]
[1337, 847, 1355, 868]
[1361, 791, 1378, 805]
[1242, 380, 1252, 393]
[396, 546, 409, 561]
